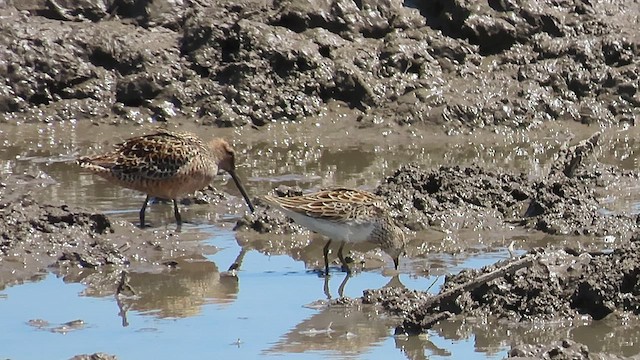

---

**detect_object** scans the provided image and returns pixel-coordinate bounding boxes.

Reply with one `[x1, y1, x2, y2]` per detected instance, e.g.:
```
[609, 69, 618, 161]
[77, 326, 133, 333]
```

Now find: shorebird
[78, 129, 255, 228]
[263, 188, 405, 274]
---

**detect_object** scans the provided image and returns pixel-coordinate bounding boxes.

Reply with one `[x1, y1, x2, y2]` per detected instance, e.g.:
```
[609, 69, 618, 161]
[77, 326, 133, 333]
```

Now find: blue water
[0, 225, 511, 360]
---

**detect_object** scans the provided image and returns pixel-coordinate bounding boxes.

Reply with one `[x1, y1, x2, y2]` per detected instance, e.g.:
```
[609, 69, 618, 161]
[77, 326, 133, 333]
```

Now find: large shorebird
[78, 129, 255, 228]
[263, 188, 405, 274]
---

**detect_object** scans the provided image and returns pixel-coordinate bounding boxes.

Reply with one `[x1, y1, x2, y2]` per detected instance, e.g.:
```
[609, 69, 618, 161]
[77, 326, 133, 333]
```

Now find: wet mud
[364, 237, 640, 328]
[2, 0, 639, 129]
[0, 171, 216, 291]
[2, 0, 640, 358]
[508, 339, 625, 360]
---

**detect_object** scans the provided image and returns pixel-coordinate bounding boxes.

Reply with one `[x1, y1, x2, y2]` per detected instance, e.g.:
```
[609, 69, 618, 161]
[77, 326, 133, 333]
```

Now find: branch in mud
[405, 254, 537, 332]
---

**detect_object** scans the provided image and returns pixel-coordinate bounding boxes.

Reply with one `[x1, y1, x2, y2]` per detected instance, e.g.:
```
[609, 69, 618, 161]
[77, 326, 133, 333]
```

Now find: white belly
[287, 212, 375, 243]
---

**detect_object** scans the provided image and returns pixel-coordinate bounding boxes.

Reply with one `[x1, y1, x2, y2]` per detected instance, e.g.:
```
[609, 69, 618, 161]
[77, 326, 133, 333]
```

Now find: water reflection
[124, 260, 239, 317]
[234, 230, 404, 276]
[56, 256, 239, 320]
[322, 273, 351, 299]
[264, 274, 411, 356]
[572, 317, 640, 356]
[3, 121, 640, 359]
[425, 315, 640, 358]
[395, 334, 450, 359]
[322, 273, 406, 300]
[264, 300, 396, 357]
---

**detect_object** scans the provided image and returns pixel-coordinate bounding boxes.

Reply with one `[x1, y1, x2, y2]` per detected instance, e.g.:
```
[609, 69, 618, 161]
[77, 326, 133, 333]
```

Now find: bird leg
[337, 241, 351, 273]
[323, 239, 332, 275]
[139, 195, 150, 228]
[172, 199, 182, 228]
[338, 272, 351, 298]
[323, 274, 331, 299]
[227, 247, 248, 273]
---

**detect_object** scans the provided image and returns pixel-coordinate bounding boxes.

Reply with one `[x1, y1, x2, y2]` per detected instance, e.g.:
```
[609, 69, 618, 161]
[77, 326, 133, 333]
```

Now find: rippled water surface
[1, 118, 639, 359]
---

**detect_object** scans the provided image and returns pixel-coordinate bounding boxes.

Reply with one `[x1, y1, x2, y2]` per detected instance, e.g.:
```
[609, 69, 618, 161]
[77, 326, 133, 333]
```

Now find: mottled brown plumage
[264, 188, 405, 274]
[78, 129, 254, 228]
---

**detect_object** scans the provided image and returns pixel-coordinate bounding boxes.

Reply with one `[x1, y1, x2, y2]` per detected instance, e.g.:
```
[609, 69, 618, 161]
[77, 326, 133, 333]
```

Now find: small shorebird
[263, 188, 405, 274]
[78, 129, 255, 228]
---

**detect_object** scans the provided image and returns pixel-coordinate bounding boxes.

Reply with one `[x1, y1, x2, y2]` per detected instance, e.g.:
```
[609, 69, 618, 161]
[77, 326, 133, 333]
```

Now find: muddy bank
[0, 171, 215, 290]
[377, 161, 638, 237]
[364, 237, 640, 332]
[359, 232, 640, 343]
[2, 0, 639, 129]
[508, 339, 625, 360]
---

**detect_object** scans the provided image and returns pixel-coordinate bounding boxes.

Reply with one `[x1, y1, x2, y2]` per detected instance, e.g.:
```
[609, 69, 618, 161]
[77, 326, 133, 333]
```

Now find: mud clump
[235, 205, 306, 235]
[508, 339, 625, 360]
[0, 189, 123, 288]
[69, 353, 118, 360]
[235, 185, 306, 234]
[0, 192, 116, 258]
[376, 159, 637, 236]
[377, 164, 530, 232]
[364, 236, 640, 333]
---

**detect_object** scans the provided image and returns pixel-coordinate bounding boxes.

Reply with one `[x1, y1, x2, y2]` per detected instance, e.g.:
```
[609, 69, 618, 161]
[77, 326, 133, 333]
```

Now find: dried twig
[403, 254, 538, 332]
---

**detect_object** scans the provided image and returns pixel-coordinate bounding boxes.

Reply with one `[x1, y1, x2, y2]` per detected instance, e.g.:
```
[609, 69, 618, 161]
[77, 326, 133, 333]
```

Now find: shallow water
[0, 225, 512, 359]
[1, 118, 639, 359]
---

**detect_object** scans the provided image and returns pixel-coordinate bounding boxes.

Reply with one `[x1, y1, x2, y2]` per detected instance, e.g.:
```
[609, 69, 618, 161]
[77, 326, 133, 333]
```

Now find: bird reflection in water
[83, 257, 240, 326]
[264, 274, 408, 357]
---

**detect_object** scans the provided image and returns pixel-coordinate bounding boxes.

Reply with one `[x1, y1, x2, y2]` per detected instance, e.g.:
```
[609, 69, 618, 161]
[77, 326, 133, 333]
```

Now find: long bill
[229, 170, 255, 213]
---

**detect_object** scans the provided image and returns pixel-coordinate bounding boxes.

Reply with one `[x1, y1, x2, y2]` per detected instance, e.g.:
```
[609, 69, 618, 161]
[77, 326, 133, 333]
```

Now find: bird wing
[89, 131, 203, 181]
[264, 188, 383, 222]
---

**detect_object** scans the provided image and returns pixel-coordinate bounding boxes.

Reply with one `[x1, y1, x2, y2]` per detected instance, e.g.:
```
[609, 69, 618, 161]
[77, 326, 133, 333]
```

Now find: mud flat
[2, 0, 640, 358]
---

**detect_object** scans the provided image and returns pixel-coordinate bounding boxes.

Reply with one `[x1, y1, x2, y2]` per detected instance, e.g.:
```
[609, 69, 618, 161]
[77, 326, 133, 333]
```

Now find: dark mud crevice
[406, 0, 565, 55]
[87, 47, 143, 76]
[271, 6, 350, 36]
